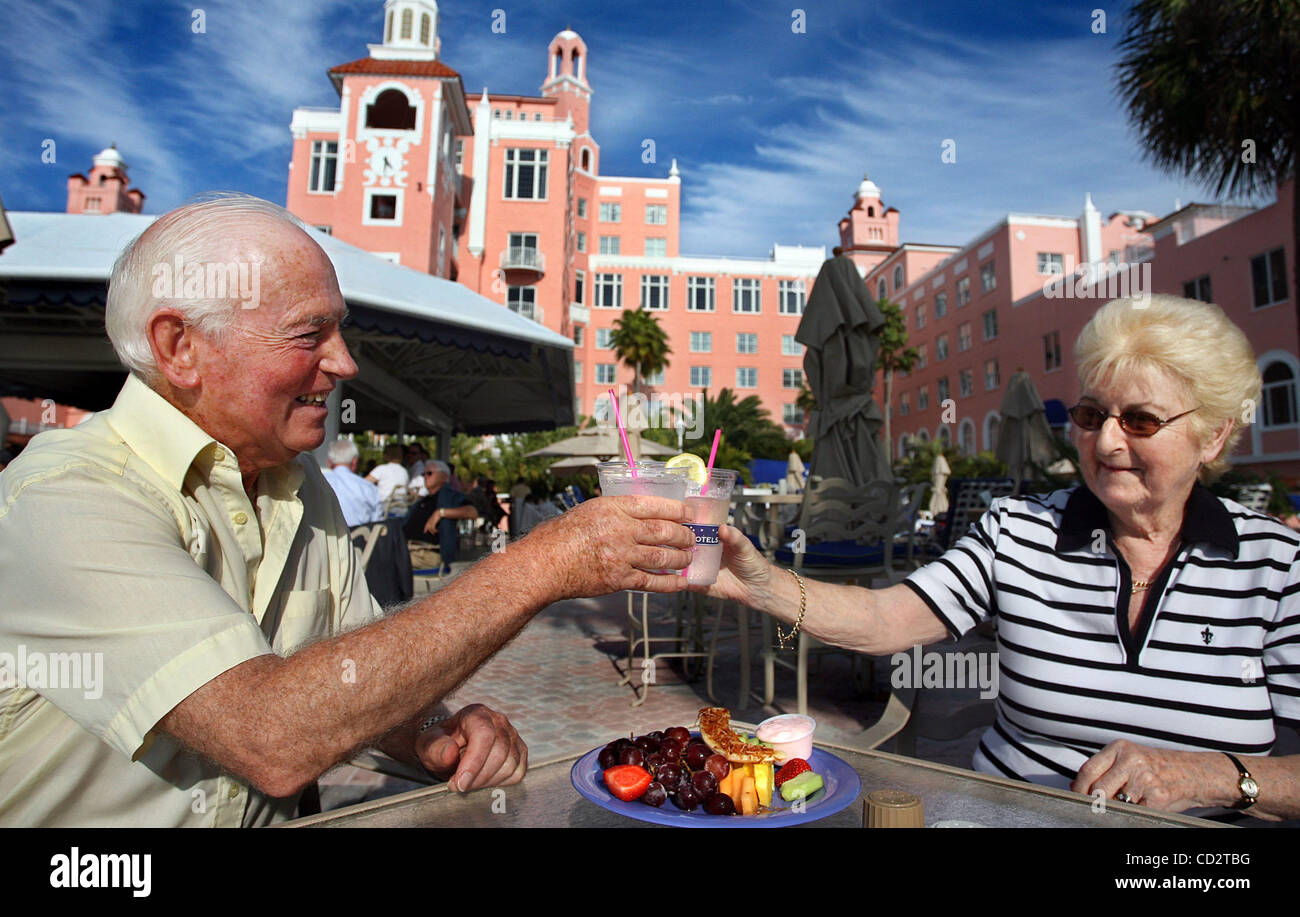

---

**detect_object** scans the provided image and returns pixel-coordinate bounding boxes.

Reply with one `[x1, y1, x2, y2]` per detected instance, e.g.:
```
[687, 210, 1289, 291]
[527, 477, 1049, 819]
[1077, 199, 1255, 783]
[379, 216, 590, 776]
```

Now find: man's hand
[415, 704, 527, 793]
[423, 507, 443, 535]
[524, 495, 694, 599]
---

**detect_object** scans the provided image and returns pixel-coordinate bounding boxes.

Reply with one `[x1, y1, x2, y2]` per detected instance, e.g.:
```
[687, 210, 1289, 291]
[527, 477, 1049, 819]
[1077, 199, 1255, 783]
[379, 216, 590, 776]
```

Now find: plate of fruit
[570, 707, 861, 827]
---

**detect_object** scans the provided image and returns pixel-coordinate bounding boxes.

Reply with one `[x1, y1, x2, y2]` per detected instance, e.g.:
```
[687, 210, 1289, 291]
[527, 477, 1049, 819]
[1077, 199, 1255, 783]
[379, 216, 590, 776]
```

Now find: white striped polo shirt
[905, 484, 1300, 790]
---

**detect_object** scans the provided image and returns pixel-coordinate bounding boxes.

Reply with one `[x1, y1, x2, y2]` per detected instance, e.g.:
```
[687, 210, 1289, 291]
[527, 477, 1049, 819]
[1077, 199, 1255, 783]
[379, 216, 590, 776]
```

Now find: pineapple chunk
[753, 761, 774, 807]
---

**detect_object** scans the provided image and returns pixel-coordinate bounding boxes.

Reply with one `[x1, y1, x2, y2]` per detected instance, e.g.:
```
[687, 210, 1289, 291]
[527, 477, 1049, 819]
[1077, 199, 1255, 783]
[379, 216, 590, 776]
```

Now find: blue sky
[0, 0, 1260, 257]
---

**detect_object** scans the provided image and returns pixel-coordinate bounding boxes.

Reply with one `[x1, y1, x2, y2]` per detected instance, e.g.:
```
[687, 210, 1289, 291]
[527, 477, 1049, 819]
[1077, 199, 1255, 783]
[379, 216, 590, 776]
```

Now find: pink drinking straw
[702, 428, 721, 495]
[607, 387, 637, 477]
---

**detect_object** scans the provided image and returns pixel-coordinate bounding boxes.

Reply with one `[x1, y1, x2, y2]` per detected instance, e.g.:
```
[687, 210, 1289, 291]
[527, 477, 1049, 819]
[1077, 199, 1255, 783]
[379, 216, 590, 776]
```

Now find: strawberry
[603, 765, 653, 802]
[774, 758, 812, 787]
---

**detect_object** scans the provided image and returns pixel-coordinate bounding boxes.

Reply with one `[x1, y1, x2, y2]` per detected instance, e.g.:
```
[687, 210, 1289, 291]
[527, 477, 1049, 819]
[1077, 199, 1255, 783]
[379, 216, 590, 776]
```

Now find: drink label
[685, 523, 719, 546]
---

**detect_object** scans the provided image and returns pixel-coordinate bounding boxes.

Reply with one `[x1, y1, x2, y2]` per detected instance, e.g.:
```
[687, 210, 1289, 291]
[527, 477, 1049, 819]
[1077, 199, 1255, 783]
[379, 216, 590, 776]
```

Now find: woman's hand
[693, 523, 773, 610]
[1072, 739, 1237, 811]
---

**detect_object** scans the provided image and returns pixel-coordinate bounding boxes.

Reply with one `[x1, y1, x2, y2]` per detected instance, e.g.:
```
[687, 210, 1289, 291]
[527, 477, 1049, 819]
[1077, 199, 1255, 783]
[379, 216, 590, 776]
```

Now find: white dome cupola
[370, 0, 440, 61]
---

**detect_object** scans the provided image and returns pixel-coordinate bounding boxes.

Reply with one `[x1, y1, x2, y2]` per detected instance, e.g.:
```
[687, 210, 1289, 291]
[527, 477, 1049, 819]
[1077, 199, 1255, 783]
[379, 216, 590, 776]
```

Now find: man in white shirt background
[322, 439, 382, 526]
[366, 443, 410, 504]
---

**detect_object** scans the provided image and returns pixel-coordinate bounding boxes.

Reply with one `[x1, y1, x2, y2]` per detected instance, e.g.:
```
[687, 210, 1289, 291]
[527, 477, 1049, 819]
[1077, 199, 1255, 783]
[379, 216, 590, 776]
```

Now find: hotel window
[505, 110, 513, 120]
[309, 140, 338, 192]
[783, 404, 804, 425]
[596, 364, 616, 385]
[84, 197, 101, 212]
[899, 392, 910, 416]
[779, 280, 806, 315]
[958, 323, 971, 352]
[454, 139, 464, 173]
[644, 367, 665, 386]
[646, 204, 668, 225]
[599, 202, 621, 222]
[1251, 248, 1288, 308]
[1038, 252, 1064, 275]
[641, 274, 669, 310]
[574, 361, 582, 383]
[937, 377, 950, 402]
[645, 237, 667, 257]
[982, 309, 998, 341]
[687, 276, 715, 312]
[599, 236, 621, 255]
[400, 7, 412, 38]
[783, 368, 803, 389]
[916, 303, 927, 329]
[574, 270, 585, 304]
[737, 367, 758, 388]
[420, 12, 431, 45]
[934, 291, 947, 318]
[877, 278, 886, 300]
[503, 148, 548, 200]
[690, 331, 712, 353]
[1261, 361, 1298, 427]
[596, 328, 614, 349]
[733, 278, 761, 313]
[936, 334, 949, 361]
[782, 334, 803, 356]
[576, 231, 587, 252]
[985, 358, 1000, 390]
[956, 276, 971, 307]
[916, 343, 927, 369]
[918, 386, 929, 411]
[593, 273, 623, 309]
[690, 366, 712, 388]
[507, 286, 537, 321]
[368, 193, 398, 221]
[493, 109, 501, 119]
[535, 113, 542, 121]
[1183, 275, 1213, 303]
[572, 324, 584, 346]
[577, 198, 588, 219]
[893, 265, 904, 290]
[960, 421, 976, 456]
[736, 333, 758, 354]
[1044, 330, 1062, 371]
[980, 261, 996, 294]
[959, 370, 973, 398]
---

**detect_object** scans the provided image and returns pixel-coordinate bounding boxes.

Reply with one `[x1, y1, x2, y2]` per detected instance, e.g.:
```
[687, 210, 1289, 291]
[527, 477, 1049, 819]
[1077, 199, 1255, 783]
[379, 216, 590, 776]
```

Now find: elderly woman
[706, 295, 1300, 819]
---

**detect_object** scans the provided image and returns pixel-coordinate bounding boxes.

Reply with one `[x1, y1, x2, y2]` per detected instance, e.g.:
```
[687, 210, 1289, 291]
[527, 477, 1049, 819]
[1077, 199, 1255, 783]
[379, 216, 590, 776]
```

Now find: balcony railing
[500, 246, 545, 273]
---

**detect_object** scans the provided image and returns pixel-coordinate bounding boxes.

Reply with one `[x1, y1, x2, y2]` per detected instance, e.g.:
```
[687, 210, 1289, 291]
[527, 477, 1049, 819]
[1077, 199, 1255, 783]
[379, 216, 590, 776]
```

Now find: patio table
[279, 738, 1223, 829]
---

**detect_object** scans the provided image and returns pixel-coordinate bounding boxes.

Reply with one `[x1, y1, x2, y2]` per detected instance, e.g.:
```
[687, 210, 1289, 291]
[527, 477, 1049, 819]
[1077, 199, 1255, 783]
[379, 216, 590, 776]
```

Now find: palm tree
[876, 297, 919, 460]
[1115, 0, 1299, 344]
[609, 308, 671, 395]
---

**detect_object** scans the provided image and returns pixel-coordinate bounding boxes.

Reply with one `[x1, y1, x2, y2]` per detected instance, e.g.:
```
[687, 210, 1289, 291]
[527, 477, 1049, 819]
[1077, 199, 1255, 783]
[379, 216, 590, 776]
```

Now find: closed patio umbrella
[796, 255, 891, 486]
[995, 370, 1059, 490]
[929, 451, 951, 517]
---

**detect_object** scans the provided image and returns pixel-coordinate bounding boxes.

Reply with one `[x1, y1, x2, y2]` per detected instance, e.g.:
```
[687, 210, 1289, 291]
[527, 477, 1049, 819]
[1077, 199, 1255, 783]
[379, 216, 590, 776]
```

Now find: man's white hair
[105, 192, 311, 385]
[425, 459, 450, 476]
[327, 439, 360, 467]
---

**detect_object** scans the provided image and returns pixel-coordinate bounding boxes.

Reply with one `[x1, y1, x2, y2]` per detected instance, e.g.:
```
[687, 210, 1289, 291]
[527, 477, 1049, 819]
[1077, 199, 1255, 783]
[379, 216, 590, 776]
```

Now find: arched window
[400, 8, 413, 39]
[420, 13, 430, 45]
[1262, 361, 1298, 427]
[553, 50, 562, 78]
[893, 265, 903, 290]
[877, 278, 886, 300]
[936, 425, 951, 448]
[916, 428, 930, 444]
[581, 148, 591, 170]
[573, 49, 582, 80]
[959, 419, 976, 456]
[366, 89, 417, 130]
[985, 414, 1001, 452]
[867, 206, 875, 217]
[386, 10, 393, 42]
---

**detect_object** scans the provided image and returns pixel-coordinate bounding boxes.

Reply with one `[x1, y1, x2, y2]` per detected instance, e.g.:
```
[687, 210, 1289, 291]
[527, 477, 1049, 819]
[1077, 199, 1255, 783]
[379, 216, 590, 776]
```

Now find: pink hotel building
[285, 0, 1297, 477]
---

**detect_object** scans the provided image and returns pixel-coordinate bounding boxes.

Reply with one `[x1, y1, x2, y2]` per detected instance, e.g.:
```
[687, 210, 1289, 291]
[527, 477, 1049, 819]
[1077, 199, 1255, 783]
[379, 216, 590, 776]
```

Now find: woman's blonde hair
[1074, 294, 1261, 482]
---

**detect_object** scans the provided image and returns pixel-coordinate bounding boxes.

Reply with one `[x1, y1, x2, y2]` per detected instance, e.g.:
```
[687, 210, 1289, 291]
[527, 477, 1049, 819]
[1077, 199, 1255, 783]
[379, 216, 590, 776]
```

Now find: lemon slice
[666, 452, 709, 485]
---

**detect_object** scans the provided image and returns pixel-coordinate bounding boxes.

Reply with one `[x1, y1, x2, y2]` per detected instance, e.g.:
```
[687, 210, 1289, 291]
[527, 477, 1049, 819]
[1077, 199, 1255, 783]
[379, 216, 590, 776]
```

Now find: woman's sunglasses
[1067, 404, 1196, 437]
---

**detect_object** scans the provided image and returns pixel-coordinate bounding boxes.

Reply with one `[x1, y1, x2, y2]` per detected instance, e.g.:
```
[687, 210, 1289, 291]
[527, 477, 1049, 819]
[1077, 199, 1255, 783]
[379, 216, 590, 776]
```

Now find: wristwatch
[1222, 752, 1259, 809]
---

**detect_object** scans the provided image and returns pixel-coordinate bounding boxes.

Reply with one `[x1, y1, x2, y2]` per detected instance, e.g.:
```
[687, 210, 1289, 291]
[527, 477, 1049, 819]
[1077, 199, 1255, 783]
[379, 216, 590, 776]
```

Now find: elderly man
[404, 460, 478, 573]
[0, 195, 693, 827]
[322, 439, 382, 527]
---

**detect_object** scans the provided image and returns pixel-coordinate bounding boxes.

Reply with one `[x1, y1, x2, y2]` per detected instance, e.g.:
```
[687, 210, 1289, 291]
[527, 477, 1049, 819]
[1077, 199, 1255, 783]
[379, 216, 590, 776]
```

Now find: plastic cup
[683, 468, 738, 586]
[755, 713, 816, 765]
[597, 461, 689, 584]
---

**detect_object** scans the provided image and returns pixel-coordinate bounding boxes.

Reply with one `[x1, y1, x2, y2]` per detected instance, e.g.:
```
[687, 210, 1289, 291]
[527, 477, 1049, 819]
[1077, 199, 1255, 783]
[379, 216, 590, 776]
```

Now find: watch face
[1241, 776, 1260, 798]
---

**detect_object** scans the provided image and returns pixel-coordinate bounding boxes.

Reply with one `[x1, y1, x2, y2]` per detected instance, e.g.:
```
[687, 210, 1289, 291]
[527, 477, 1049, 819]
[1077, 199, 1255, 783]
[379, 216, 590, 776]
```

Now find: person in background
[322, 439, 382, 527]
[406, 444, 429, 497]
[366, 443, 411, 505]
[404, 460, 479, 574]
[508, 478, 531, 538]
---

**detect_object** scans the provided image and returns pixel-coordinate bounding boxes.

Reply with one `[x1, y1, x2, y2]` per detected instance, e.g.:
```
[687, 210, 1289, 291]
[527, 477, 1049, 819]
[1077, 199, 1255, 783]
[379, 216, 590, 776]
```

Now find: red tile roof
[329, 56, 461, 79]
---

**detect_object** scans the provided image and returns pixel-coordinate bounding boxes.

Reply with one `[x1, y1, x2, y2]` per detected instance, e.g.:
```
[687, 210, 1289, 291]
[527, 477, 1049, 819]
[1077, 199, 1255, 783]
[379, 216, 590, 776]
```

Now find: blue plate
[571, 739, 862, 827]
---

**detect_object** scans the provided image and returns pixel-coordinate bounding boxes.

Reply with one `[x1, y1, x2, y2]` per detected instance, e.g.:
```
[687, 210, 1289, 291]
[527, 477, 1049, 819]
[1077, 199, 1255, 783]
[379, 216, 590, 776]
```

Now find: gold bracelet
[775, 568, 806, 650]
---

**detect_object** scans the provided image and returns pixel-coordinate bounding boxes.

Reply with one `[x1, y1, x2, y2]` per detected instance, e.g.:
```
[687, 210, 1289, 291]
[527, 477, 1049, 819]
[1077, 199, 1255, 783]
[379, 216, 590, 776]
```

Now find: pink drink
[683, 469, 738, 586]
[756, 714, 817, 765]
[596, 462, 689, 582]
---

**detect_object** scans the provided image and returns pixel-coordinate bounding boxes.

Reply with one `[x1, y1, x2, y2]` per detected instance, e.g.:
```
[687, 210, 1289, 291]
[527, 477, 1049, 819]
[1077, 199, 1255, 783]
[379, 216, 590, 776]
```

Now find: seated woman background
[705, 295, 1300, 820]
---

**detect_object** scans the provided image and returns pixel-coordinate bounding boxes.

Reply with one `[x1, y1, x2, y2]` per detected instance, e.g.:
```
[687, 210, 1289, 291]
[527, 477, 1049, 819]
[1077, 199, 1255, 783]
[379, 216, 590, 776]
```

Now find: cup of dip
[755, 714, 816, 765]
